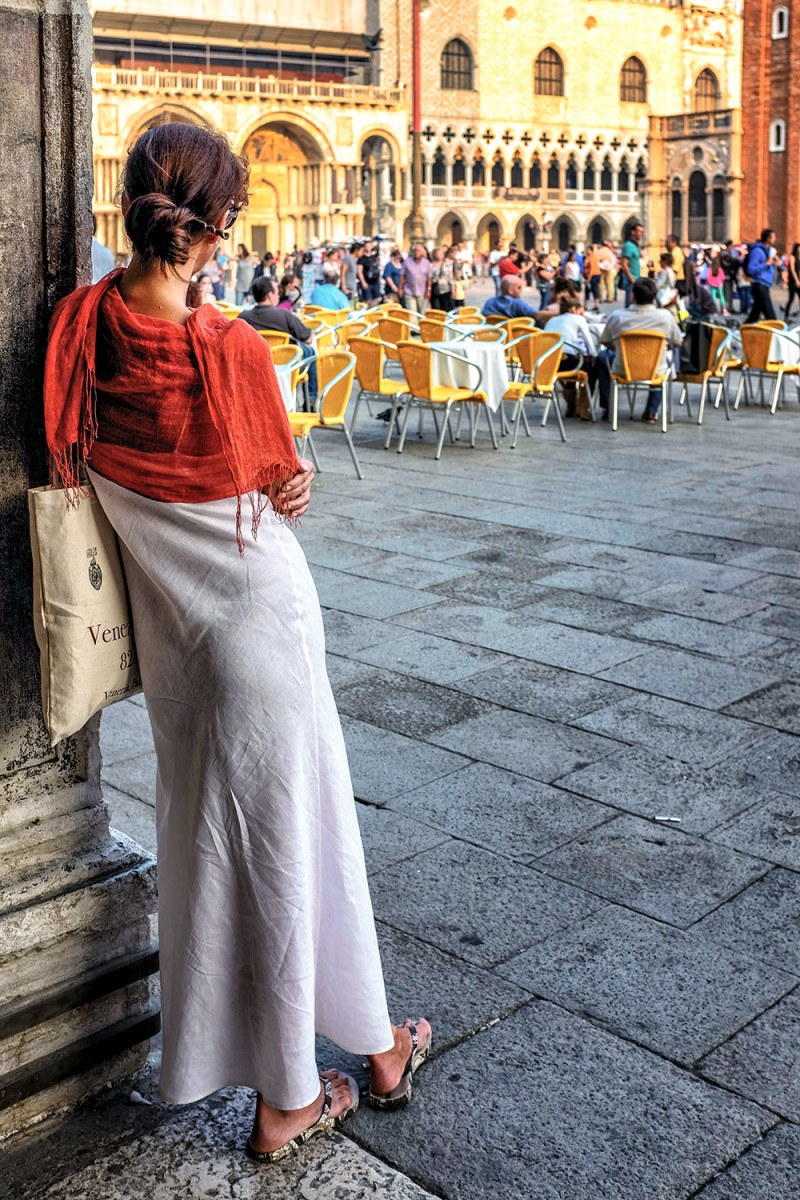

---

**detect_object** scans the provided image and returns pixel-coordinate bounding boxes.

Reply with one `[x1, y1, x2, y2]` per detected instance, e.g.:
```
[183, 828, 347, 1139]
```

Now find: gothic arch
[121, 102, 212, 149]
[235, 110, 333, 163]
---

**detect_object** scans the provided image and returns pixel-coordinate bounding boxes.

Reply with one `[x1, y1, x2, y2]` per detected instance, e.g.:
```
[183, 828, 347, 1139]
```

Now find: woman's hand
[271, 457, 315, 517]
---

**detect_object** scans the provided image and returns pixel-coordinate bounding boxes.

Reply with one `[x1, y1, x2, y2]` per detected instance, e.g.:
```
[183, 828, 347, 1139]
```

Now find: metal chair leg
[770, 371, 783, 414]
[434, 401, 451, 460]
[733, 372, 745, 410]
[341, 424, 363, 479]
[549, 390, 568, 442]
[611, 381, 619, 431]
[510, 400, 524, 449]
[303, 431, 321, 473]
[661, 380, 668, 433]
[396, 399, 415, 453]
[485, 404, 498, 449]
[697, 378, 708, 425]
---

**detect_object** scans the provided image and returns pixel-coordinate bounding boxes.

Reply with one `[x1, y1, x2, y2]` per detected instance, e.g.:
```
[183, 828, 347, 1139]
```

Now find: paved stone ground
[8, 285, 800, 1198]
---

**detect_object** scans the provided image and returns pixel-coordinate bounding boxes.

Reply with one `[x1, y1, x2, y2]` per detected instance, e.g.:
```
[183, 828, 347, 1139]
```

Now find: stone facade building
[90, 0, 743, 255]
[740, 0, 799, 249]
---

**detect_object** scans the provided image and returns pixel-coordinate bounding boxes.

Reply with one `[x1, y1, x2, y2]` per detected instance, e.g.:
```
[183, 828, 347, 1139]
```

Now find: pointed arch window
[529, 157, 541, 188]
[583, 156, 596, 192]
[618, 157, 630, 192]
[565, 155, 578, 190]
[441, 38, 474, 90]
[511, 154, 524, 188]
[472, 153, 485, 186]
[534, 47, 564, 97]
[693, 69, 720, 112]
[431, 148, 446, 186]
[492, 153, 505, 187]
[600, 155, 613, 191]
[547, 154, 560, 189]
[620, 56, 647, 103]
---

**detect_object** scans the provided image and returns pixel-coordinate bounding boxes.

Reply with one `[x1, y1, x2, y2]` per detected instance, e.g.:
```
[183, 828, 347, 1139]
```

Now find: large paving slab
[535, 813, 770, 927]
[497, 907, 796, 1065]
[699, 990, 800, 1121]
[348, 628, 508, 684]
[708, 731, 800, 798]
[385, 761, 616, 862]
[454, 657, 635, 721]
[427, 707, 620, 782]
[708, 794, 800, 869]
[311, 565, 443, 618]
[554, 746, 773, 834]
[574, 692, 769, 766]
[723, 679, 800, 733]
[370, 839, 602, 967]
[624, 612, 780, 659]
[695, 1122, 800, 1199]
[694, 868, 800, 975]
[351, 1001, 777, 1200]
[596, 646, 777, 710]
[334, 669, 495, 739]
[339, 716, 470, 804]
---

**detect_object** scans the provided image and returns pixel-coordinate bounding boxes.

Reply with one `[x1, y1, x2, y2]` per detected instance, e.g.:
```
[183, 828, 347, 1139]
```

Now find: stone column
[0, 0, 157, 1144]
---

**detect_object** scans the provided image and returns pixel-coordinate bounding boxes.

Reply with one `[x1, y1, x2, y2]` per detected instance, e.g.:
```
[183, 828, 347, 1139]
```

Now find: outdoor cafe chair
[610, 331, 669, 433]
[424, 309, 447, 322]
[734, 325, 800, 413]
[501, 331, 566, 447]
[377, 316, 417, 361]
[396, 342, 498, 459]
[348, 335, 410, 437]
[673, 324, 732, 423]
[288, 350, 363, 479]
[257, 329, 291, 350]
[419, 319, 447, 344]
[270, 344, 304, 408]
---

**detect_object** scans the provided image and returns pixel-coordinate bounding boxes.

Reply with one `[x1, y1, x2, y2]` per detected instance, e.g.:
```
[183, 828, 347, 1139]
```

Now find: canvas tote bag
[28, 482, 143, 746]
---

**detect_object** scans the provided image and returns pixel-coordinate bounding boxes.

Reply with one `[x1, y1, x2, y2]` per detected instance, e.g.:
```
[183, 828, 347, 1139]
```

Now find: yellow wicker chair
[735, 325, 797, 413]
[484, 314, 508, 326]
[377, 316, 416, 361]
[396, 342, 497, 459]
[270, 344, 304, 407]
[335, 318, 376, 347]
[348, 336, 410, 438]
[610, 330, 669, 432]
[257, 329, 291, 350]
[288, 350, 362, 478]
[673, 324, 732, 423]
[419, 319, 447, 344]
[303, 318, 336, 351]
[424, 309, 447, 322]
[501, 331, 566, 447]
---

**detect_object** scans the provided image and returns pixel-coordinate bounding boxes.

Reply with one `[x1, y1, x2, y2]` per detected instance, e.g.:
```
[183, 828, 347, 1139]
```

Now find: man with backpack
[357, 238, 382, 307]
[743, 229, 779, 323]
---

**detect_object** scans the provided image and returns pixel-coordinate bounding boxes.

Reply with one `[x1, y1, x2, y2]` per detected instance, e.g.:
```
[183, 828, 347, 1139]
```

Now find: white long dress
[88, 469, 393, 1109]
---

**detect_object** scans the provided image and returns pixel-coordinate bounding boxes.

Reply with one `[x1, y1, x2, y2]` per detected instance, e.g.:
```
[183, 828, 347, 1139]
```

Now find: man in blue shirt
[309, 264, 350, 310]
[483, 274, 540, 319]
[620, 223, 643, 308]
[743, 228, 778, 323]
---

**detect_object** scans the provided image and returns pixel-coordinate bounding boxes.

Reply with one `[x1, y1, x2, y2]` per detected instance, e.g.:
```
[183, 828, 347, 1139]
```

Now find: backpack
[741, 244, 756, 277]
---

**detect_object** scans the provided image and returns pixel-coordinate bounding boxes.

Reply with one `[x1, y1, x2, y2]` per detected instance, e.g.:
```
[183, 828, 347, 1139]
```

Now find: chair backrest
[453, 313, 484, 325]
[458, 306, 480, 316]
[378, 317, 415, 360]
[270, 344, 304, 391]
[424, 309, 447, 322]
[300, 305, 323, 315]
[618, 331, 666, 382]
[506, 318, 536, 336]
[317, 350, 356, 424]
[397, 342, 434, 401]
[220, 307, 242, 321]
[258, 329, 291, 349]
[419, 319, 446, 344]
[305, 318, 336, 350]
[755, 319, 786, 331]
[313, 308, 348, 327]
[470, 327, 507, 342]
[349, 336, 386, 392]
[740, 324, 775, 369]
[706, 324, 730, 375]
[337, 319, 372, 346]
[484, 314, 507, 326]
[385, 306, 408, 321]
[515, 331, 562, 390]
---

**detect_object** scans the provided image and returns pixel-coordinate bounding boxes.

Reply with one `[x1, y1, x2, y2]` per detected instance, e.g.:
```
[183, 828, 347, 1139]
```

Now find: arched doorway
[244, 121, 324, 256]
[553, 216, 572, 252]
[437, 212, 464, 245]
[688, 169, 707, 242]
[476, 212, 502, 254]
[362, 134, 396, 236]
[589, 217, 609, 246]
[515, 215, 539, 251]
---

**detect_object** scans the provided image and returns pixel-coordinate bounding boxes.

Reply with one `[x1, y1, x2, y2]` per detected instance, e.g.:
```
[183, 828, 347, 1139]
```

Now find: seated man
[237, 275, 317, 400]
[482, 273, 540, 320]
[597, 276, 682, 421]
[309, 264, 351, 311]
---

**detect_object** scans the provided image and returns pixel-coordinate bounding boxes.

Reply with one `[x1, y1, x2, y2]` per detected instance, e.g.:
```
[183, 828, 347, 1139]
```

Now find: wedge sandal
[245, 1072, 359, 1163]
[369, 1020, 432, 1112]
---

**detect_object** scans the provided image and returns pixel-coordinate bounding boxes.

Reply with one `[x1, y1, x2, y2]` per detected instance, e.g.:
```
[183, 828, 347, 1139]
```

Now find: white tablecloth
[274, 363, 295, 411]
[429, 340, 508, 412]
[771, 330, 800, 365]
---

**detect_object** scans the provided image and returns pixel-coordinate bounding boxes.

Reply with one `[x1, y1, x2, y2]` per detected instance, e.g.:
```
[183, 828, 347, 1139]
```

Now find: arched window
[693, 69, 720, 112]
[492, 153, 505, 187]
[671, 182, 683, 231]
[452, 151, 465, 186]
[565, 155, 578, 189]
[772, 5, 789, 37]
[620, 56, 647, 103]
[511, 154, 524, 188]
[770, 118, 787, 151]
[689, 170, 707, 241]
[431, 148, 446, 186]
[534, 47, 564, 97]
[600, 155, 613, 191]
[590, 220, 606, 245]
[440, 38, 473, 90]
[529, 157, 541, 188]
[583, 156, 596, 192]
[547, 154, 560, 189]
[472, 154, 485, 186]
[618, 157, 630, 192]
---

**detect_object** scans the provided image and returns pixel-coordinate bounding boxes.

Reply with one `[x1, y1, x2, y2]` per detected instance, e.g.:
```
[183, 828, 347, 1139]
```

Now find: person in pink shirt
[706, 253, 727, 314]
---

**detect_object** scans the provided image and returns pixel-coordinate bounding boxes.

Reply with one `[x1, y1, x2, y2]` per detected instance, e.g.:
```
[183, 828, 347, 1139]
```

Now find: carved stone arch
[121, 102, 212, 149]
[235, 109, 333, 162]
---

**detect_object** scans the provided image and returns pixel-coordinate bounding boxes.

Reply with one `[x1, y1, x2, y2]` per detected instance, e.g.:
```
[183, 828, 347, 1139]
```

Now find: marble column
[0, 0, 157, 1145]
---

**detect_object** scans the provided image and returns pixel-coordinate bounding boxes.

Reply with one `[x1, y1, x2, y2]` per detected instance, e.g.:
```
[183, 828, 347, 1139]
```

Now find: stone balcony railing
[655, 109, 735, 138]
[92, 65, 405, 108]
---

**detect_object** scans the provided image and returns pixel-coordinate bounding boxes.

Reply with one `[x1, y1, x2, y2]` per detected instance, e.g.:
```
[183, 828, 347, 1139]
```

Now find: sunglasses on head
[196, 208, 239, 240]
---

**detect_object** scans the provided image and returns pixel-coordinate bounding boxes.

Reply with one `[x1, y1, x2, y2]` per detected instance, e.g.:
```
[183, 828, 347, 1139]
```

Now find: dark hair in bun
[122, 122, 249, 268]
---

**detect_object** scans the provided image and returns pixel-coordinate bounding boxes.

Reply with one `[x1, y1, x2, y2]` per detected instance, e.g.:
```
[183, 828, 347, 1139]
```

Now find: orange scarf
[44, 270, 299, 552]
